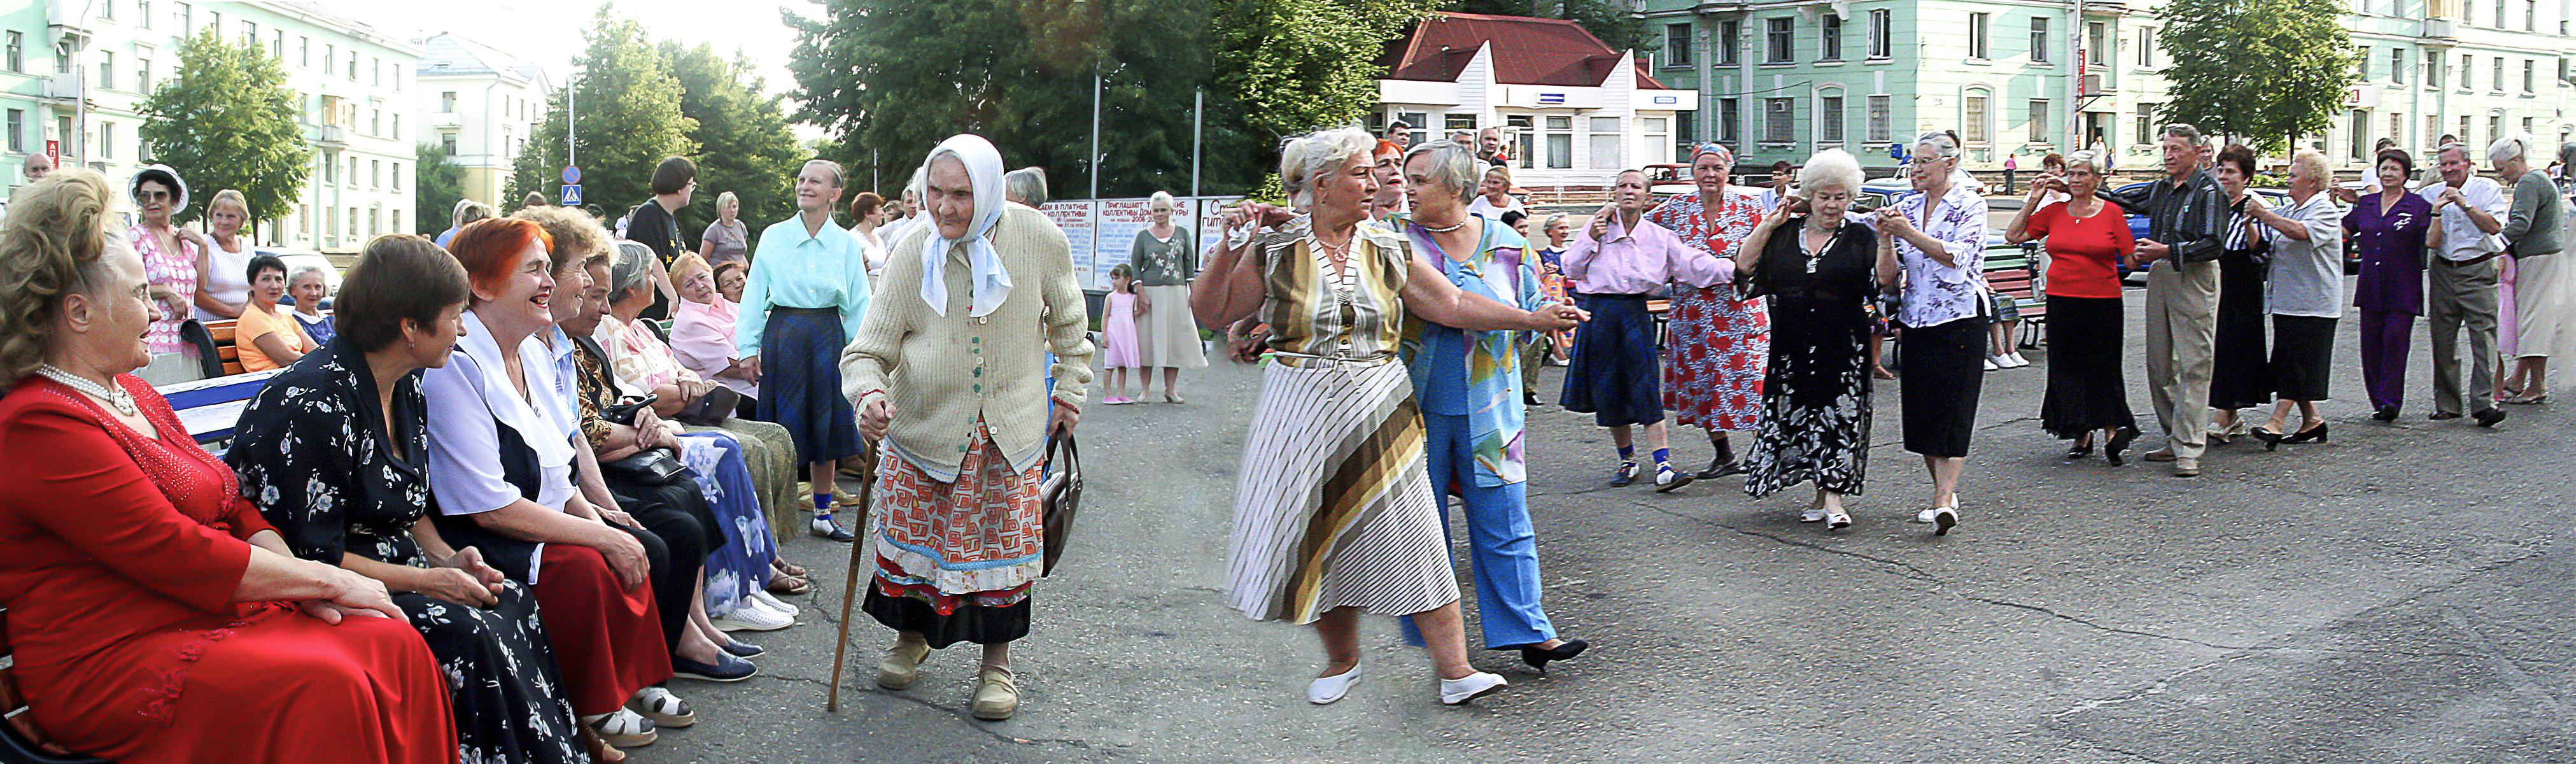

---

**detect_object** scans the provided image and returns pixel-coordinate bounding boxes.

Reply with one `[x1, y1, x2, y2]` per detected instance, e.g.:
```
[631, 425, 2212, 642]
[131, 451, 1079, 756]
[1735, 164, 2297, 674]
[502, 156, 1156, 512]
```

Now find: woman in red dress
[0, 170, 455, 764]
[1646, 143, 1771, 479]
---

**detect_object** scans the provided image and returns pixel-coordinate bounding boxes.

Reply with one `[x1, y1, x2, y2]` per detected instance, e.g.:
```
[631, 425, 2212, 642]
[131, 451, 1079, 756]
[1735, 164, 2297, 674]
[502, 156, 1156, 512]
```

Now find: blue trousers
[1401, 412, 1561, 649]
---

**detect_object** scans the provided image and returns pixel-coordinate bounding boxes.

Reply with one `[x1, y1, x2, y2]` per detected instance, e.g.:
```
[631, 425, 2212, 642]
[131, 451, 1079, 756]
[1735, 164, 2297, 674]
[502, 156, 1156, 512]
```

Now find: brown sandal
[768, 570, 812, 595]
[772, 558, 808, 578]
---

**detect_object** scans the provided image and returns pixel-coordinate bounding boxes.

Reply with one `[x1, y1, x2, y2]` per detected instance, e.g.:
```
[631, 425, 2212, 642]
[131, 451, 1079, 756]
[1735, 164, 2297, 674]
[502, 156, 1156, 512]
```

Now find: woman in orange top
[232, 253, 314, 372]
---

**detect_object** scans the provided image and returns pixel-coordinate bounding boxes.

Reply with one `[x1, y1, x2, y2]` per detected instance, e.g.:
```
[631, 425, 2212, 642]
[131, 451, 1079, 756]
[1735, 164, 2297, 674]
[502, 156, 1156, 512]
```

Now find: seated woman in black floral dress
[1733, 149, 1881, 530]
[229, 234, 589, 764]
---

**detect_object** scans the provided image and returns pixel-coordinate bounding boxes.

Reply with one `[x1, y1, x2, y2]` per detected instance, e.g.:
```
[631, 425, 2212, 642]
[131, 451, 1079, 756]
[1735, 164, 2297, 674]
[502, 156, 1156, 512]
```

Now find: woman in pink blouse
[128, 165, 199, 362]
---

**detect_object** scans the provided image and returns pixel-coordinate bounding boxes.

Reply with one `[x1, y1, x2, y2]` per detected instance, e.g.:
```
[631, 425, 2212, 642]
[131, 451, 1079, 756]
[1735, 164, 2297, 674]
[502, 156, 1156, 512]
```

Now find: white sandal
[584, 709, 658, 747]
[628, 686, 694, 728]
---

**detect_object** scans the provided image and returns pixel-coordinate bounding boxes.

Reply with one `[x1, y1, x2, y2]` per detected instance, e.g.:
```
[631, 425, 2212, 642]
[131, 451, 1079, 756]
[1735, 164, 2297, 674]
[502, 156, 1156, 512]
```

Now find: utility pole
[1190, 88, 1203, 201]
[1089, 71, 1103, 200]
[567, 70, 578, 169]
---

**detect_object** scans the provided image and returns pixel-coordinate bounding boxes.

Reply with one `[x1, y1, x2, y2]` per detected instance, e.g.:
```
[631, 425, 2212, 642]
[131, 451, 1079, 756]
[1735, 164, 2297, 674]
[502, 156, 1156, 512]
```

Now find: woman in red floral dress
[1645, 143, 1771, 479]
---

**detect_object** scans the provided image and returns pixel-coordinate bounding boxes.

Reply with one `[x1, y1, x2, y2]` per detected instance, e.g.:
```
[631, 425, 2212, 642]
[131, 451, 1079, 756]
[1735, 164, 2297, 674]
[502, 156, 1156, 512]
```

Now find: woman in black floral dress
[230, 236, 588, 764]
[1733, 150, 1880, 529]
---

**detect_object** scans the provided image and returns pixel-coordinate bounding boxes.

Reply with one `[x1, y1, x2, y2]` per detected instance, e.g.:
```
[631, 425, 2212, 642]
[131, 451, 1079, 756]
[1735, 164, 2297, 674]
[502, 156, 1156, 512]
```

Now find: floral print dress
[228, 340, 587, 764]
[1645, 191, 1770, 432]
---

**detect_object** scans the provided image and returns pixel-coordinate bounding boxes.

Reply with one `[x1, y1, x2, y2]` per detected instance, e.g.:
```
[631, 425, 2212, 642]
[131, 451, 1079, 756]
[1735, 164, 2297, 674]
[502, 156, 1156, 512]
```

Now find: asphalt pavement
[653, 281, 2576, 763]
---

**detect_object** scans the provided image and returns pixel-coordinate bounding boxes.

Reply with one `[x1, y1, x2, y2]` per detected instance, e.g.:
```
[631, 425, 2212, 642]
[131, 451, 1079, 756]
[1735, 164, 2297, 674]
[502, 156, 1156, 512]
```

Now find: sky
[352, 0, 829, 138]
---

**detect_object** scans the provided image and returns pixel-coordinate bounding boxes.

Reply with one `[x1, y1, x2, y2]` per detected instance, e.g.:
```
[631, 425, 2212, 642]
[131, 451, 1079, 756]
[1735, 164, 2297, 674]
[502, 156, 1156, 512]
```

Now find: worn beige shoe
[876, 637, 931, 690]
[971, 665, 1020, 721]
[2172, 457, 2200, 478]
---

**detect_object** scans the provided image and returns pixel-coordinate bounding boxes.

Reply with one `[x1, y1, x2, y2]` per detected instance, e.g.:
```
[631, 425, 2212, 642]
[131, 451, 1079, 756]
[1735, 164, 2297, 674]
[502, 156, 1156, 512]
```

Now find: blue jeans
[1401, 412, 1561, 649]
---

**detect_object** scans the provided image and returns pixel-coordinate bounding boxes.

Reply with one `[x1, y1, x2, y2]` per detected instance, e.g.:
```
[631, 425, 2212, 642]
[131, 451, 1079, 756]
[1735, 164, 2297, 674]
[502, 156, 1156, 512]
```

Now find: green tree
[787, 0, 1259, 199]
[507, 6, 696, 224]
[136, 30, 309, 227]
[661, 42, 807, 230]
[415, 143, 467, 235]
[1556, 0, 1647, 53]
[1211, 0, 1439, 142]
[2153, 0, 2358, 153]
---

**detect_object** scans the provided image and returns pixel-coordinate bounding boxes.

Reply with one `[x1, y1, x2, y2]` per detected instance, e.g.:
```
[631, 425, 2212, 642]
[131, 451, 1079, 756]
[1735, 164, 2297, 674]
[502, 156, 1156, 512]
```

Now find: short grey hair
[803, 159, 845, 189]
[2438, 141, 2472, 161]
[1913, 131, 1962, 161]
[1004, 167, 1049, 206]
[1279, 125, 1377, 208]
[451, 199, 495, 230]
[2062, 150, 2106, 174]
[288, 265, 330, 287]
[1148, 190, 1176, 210]
[1402, 139, 1481, 201]
[1797, 149, 1864, 195]
[1542, 213, 1567, 232]
[2288, 148, 2330, 181]
[608, 240, 656, 302]
[2487, 133, 2532, 163]
[2162, 123, 2207, 146]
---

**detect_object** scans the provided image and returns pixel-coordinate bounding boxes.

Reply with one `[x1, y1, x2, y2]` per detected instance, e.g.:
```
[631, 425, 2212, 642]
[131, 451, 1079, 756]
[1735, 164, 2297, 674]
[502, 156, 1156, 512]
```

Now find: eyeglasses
[136, 190, 172, 202]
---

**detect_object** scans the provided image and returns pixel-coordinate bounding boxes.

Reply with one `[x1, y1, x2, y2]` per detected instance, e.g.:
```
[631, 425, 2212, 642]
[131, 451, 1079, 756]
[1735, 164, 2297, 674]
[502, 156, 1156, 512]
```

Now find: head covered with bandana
[917, 134, 1014, 318]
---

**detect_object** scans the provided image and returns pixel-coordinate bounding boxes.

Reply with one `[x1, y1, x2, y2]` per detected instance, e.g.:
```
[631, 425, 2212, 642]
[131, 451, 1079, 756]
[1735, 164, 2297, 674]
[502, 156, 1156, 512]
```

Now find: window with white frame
[1719, 99, 1741, 143]
[1819, 92, 1845, 145]
[2391, 48, 2405, 83]
[1640, 117, 1671, 165]
[1544, 115, 1573, 169]
[1509, 115, 1535, 170]
[1589, 117, 1623, 169]
[1963, 90, 1990, 144]
[2028, 99, 2048, 143]
[1866, 95, 1892, 143]
[1970, 14, 1991, 59]
[1869, 10, 1892, 59]
[1764, 97, 1796, 143]
[2389, 113, 2404, 148]
[2493, 57, 2505, 91]
[2523, 59, 2534, 91]
[1820, 15, 1843, 61]
[2136, 27, 2155, 67]
[2356, 46, 2370, 79]
[2087, 22, 2107, 66]
[2029, 17, 2050, 62]
[1766, 17, 1794, 64]
[1719, 20, 1741, 65]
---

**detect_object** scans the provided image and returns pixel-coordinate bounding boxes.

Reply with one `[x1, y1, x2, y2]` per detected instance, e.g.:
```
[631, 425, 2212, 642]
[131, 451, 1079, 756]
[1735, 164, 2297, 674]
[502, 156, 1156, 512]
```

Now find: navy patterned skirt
[761, 308, 865, 465]
[1559, 293, 1663, 427]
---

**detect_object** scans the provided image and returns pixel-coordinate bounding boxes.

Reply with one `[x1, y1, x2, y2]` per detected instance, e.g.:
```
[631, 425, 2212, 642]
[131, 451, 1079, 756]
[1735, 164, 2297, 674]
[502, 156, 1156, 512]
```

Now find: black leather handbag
[1039, 434, 1081, 576]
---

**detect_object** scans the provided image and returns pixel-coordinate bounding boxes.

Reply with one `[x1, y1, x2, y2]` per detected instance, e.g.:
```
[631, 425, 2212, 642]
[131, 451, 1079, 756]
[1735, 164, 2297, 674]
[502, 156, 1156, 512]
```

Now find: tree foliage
[787, 0, 1249, 200]
[662, 41, 809, 230]
[1211, 0, 1439, 142]
[507, 6, 696, 223]
[136, 31, 309, 227]
[415, 144, 466, 235]
[2154, 0, 2358, 153]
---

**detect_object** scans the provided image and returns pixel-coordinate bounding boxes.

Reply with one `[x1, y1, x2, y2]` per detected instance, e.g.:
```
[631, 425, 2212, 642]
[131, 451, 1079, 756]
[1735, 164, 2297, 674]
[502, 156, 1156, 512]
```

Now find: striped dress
[1226, 223, 1461, 625]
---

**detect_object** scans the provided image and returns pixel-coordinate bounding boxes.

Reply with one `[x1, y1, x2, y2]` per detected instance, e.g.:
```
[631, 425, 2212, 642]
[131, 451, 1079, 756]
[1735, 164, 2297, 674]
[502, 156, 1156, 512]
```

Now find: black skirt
[1559, 294, 1663, 427]
[1898, 316, 1987, 458]
[2270, 315, 2336, 401]
[2209, 255, 2273, 409]
[2040, 295, 2139, 438]
[863, 588, 1032, 649]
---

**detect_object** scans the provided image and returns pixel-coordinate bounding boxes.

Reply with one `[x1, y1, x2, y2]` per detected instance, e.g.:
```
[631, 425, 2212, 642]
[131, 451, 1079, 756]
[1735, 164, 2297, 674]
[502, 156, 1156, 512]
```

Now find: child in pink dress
[1101, 264, 1148, 403]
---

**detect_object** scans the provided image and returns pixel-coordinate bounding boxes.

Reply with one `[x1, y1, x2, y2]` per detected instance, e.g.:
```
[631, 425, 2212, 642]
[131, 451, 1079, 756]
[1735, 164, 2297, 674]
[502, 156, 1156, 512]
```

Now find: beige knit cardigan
[840, 203, 1096, 478]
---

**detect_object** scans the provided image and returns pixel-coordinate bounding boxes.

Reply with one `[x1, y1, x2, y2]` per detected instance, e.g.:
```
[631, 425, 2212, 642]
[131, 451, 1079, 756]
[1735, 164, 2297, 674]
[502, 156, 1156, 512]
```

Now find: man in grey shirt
[2103, 124, 2230, 477]
[2493, 135, 2570, 404]
[2422, 143, 2510, 427]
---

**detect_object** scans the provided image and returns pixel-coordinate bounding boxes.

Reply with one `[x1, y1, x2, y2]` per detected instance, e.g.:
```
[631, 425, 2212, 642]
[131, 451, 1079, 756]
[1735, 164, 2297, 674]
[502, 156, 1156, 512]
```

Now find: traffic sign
[561, 185, 583, 205]
[561, 166, 582, 184]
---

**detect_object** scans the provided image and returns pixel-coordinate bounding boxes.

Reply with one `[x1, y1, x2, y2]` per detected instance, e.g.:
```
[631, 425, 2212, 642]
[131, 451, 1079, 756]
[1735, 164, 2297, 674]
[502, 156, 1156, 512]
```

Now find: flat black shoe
[1694, 460, 1743, 479]
[672, 653, 759, 683]
[1523, 392, 1542, 406]
[2474, 407, 2507, 428]
[2429, 411, 2463, 420]
[810, 516, 857, 542]
[2249, 425, 2284, 451]
[1606, 463, 1639, 487]
[2064, 442, 2094, 460]
[721, 639, 765, 658]
[2283, 422, 2329, 444]
[2103, 427, 2139, 466]
[2372, 406, 2400, 421]
[1519, 639, 1589, 672]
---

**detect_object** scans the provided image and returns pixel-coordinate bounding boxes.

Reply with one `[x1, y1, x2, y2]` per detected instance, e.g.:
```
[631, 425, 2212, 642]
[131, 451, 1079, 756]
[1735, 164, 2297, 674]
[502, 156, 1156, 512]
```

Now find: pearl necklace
[37, 365, 139, 417]
[1414, 218, 1466, 234]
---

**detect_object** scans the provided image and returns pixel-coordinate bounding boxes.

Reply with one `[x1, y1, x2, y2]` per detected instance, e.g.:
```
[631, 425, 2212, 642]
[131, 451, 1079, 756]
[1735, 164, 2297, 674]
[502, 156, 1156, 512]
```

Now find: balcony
[45, 0, 93, 35]
[312, 125, 349, 148]
[39, 73, 81, 101]
[429, 111, 461, 130]
[2421, 18, 2458, 43]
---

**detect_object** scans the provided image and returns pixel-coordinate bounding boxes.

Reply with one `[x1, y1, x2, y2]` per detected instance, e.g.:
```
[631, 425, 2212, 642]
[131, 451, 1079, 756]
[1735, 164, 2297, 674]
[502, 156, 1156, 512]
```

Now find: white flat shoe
[1438, 671, 1508, 705]
[1307, 663, 1362, 705]
[750, 590, 799, 617]
[1799, 505, 1829, 523]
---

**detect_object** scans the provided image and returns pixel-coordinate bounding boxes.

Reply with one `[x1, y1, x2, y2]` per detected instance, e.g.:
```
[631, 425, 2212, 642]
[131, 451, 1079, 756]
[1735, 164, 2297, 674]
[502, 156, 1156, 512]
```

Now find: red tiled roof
[1378, 12, 1668, 90]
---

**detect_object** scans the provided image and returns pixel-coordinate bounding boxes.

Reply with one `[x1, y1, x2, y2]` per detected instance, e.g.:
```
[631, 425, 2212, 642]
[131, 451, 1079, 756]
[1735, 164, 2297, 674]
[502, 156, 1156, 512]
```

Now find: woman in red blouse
[0, 171, 454, 764]
[2006, 150, 2144, 463]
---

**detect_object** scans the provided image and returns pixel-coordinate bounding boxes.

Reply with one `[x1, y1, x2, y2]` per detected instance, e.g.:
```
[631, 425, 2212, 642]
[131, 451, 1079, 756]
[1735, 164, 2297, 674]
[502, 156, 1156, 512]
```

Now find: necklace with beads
[36, 365, 139, 417]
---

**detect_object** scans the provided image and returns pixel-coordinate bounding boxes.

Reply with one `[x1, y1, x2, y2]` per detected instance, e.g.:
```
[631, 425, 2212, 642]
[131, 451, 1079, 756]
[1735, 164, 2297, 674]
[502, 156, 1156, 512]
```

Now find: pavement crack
[1633, 499, 1940, 582]
[1959, 595, 2267, 651]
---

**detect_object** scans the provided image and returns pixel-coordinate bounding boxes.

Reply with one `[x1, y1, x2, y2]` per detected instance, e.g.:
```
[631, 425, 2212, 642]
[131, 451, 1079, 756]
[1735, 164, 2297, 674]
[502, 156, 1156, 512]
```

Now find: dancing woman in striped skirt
[1193, 126, 1584, 707]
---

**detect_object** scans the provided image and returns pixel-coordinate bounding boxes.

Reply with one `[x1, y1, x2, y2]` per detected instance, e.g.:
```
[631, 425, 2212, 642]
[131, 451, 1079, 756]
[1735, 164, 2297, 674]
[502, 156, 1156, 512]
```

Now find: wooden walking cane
[825, 446, 875, 712]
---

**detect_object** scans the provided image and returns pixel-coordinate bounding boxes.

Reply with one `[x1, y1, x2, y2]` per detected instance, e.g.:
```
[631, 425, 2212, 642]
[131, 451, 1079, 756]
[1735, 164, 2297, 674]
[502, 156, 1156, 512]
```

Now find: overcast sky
[357, 1, 827, 137]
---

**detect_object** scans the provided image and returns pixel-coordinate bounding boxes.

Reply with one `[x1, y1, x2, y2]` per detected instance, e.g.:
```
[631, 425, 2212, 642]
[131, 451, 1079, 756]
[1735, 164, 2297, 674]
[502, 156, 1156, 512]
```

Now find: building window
[2389, 113, 2404, 147]
[1820, 15, 1843, 61]
[2430, 53, 2445, 88]
[1969, 14, 1992, 60]
[1764, 97, 1796, 143]
[348, 51, 358, 81]
[1543, 116, 1573, 169]
[1640, 117, 1670, 166]
[325, 44, 335, 74]
[2391, 48, 2405, 83]
[1718, 98, 1741, 143]
[2525, 0, 2538, 29]
[2028, 99, 2049, 143]
[1866, 94, 1892, 143]
[136, 57, 150, 92]
[1962, 90, 1990, 144]
[1766, 17, 1794, 64]
[2349, 110, 2370, 160]
[1666, 24, 1693, 67]
[5, 32, 20, 73]
[176, 3, 190, 31]
[2136, 27, 2155, 67]
[1443, 113, 1476, 134]
[391, 115, 400, 139]
[2356, 46, 2370, 80]
[372, 160, 381, 188]
[2029, 17, 2050, 63]
[2522, 117, 2535, 136]
[2087, 22, 2107, 66]
[1869, 10, 1893, 59]
[101, 0, 113, 19]
[2492, 57, 2504, 91]
[98, 52, 113, 92]
[2462, 54, 2474, 90]
[1675, 111, 1696, 157]
[2425, 115, 2440, 148]
[2461, 115, 2474, 147]
[2523, 59, 2534, 92]
[348, 208, 357, 239]
[242, 21, 257, 45]
[2495, 0, 2508, 26]
[1719, 20, 1740, 65]
[138, 1, 151, 28]
[372, 57, 381, 86]
[300, 37, 309, 67]
[393, 162, 402, 190]
[1587, 117, 1621, 169]
[272, 31, 283, 59]
[6, 110, 22, 153]
[2137, 111, 2153, 145]
[1819, 92, 1845, 145]
[100, 122, 113, 159]
[206, 11, 219, 36]
[371, 110, 381, 136]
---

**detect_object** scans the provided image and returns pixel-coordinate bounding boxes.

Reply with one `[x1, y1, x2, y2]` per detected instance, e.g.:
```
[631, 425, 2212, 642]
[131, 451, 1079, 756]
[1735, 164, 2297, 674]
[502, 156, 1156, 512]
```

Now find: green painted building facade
[1636, 0, 2576, 174]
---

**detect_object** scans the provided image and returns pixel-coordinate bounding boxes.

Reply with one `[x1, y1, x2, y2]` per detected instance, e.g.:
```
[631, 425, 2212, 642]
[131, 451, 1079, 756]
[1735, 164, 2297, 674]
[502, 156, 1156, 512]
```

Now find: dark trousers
[2360, 308, 2414, 411]
[611, 476, 712, 655]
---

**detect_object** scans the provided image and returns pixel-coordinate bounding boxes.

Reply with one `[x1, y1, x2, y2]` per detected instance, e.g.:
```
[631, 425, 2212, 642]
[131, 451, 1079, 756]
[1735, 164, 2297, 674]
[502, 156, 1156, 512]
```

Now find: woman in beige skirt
[1129, 191, 1208, 402]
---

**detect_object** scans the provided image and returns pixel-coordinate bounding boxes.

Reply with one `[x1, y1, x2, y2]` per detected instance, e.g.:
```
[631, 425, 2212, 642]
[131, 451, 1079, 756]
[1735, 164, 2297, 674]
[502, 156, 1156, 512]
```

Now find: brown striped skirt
[1225, 358, 1460, 625]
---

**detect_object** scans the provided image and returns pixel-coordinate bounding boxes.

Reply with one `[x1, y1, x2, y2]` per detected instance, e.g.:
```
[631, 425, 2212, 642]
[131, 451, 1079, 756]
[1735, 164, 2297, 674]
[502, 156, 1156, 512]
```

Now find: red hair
[447, 217, 553, 295]
[1375, 139, 1402, 158]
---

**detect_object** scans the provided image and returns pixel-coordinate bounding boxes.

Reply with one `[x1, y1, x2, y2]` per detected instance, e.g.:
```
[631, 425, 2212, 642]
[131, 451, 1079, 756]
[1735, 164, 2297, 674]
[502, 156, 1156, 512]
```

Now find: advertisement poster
[1038, 200, 1096, 289]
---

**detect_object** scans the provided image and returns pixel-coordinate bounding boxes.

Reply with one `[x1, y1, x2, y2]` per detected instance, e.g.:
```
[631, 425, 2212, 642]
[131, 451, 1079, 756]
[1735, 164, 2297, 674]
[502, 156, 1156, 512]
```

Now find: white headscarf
[917, 134, 1012, 318]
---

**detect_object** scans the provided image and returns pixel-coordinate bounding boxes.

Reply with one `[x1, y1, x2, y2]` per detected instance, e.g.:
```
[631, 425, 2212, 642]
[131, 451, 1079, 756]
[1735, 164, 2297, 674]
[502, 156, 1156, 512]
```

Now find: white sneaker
[2008, 352, 2031, 367]
[1438, 671, 1509, 704]
[712, 602, 794, 632]
[749, 590, 799, 617]
[1983, 358, 2001, 371]
[1307, 663, 1362, 705]
[743, 595, 796, 623]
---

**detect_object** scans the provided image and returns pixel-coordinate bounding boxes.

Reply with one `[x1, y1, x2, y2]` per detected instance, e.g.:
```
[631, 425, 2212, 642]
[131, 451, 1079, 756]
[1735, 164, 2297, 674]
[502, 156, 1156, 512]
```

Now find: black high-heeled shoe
[2103, 427, 2139, 466]
[2283, 422, 2329, 444]
[2371, 406, 2400, 422]
[2065, 441, 2094, 460]
[2249, 425, 2284, 451]
[1520, 639, 1589, 672]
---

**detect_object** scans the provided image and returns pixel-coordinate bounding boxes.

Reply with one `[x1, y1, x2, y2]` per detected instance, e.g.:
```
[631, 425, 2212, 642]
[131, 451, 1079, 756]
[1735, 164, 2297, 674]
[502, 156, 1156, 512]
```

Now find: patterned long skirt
[861, 420, 1044, 648]
[1743, 295, 1872, 498]
[1663, 285, 1770, 432]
